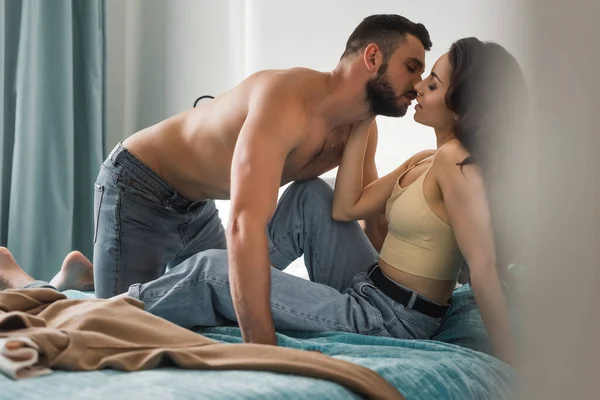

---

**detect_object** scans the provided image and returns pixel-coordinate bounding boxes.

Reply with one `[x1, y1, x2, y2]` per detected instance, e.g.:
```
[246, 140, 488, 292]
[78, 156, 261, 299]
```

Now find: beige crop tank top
[378, 160, 464, 281]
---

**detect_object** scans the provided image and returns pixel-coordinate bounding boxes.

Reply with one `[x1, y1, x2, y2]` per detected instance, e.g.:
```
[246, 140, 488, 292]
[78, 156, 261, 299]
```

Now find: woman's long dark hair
[446, 37, 529, 283]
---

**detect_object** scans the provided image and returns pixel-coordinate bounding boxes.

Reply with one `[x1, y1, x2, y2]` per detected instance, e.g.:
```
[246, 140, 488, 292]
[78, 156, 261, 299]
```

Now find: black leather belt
[369, 265, 451, 319]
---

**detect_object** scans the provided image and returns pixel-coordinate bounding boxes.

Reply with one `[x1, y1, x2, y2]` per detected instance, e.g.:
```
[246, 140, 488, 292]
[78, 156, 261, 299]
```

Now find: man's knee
[287, 178, 334, 204]
[180, 248, 229, 279]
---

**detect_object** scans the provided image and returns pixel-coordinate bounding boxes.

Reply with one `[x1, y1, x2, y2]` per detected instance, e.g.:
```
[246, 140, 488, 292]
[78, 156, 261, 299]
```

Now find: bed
[0, 277, 520, 400]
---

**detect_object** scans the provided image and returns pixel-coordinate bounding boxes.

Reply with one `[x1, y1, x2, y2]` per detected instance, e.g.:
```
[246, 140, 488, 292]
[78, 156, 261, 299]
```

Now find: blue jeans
[28, 178, 443, 339]
[92, 143, 227, 298]
[123, 178, 443, 339]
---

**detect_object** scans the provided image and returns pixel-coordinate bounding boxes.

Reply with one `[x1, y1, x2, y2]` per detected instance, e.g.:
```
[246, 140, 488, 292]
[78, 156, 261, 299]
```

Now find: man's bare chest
[281, 126, 352, 183]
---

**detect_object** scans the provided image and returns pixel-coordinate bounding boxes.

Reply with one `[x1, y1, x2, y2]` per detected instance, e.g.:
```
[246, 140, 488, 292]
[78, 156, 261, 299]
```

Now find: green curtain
[0, 0, 106, 281]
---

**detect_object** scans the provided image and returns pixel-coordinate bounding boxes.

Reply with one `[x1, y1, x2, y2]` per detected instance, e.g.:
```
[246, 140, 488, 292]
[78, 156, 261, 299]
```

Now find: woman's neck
[434, 128, 457, 148]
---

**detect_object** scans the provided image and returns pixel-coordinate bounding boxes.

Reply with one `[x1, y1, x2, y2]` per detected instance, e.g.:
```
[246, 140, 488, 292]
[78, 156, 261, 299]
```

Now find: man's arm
[360, 121, 388, 252]
[228, 87, 305, 345]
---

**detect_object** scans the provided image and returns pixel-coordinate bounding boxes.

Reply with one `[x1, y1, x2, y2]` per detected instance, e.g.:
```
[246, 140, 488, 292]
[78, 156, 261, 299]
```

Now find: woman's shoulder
[407, 140, 469, 171]
[408, 149, 436, 168]
[432, 139, 484, 183]
[434, 139, 470, 163]
[432, 140, 481, 171]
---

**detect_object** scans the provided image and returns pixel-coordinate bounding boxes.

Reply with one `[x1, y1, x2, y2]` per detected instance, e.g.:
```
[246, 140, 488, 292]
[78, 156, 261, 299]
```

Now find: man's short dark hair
[342, 14, 432, 61]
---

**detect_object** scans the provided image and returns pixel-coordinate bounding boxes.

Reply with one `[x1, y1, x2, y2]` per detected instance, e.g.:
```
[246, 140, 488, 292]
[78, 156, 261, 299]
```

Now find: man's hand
[227, 81, 306, 345]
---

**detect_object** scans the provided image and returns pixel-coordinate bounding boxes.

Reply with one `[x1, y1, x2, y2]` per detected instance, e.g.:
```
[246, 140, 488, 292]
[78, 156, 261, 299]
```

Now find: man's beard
[366, 63, 408, 117]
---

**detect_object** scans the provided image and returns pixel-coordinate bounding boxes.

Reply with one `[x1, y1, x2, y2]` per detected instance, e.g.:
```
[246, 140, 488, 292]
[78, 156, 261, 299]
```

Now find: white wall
[518, 2, 600, 397]
[242, 0, 529, 176]
[106, 0, 244, 148]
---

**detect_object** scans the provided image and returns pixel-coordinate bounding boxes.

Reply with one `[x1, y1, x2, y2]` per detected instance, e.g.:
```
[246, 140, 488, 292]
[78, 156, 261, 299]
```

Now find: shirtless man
[93, 14, 431, 344]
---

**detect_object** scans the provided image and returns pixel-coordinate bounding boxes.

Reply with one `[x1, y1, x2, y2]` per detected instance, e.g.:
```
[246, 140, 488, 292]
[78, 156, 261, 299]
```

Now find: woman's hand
[332, 119, 375, 221]
[351, 116, 377, 137]
[332, 119, 434, 222]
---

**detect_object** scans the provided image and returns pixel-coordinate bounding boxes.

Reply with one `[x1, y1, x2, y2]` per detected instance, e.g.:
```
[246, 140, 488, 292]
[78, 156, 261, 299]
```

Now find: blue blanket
[0, 284, 515, 399]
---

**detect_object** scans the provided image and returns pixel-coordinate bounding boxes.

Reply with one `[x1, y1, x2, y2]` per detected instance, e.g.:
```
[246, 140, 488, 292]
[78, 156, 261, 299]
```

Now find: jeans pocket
[122, 179, 165, 210]
[94, 184, 104, 244]
[393, 303, 441, 339]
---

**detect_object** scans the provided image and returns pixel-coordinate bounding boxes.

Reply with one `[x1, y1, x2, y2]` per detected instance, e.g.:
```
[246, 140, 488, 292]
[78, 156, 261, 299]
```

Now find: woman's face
[413, 52, 456, 132]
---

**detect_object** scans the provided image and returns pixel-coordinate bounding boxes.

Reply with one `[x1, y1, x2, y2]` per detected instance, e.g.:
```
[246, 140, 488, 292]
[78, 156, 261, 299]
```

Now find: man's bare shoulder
[221, 68, 326, 107]
[236, 69, 327, 126]
[244, 68, 327, 98]
[245, 67, 325, 82]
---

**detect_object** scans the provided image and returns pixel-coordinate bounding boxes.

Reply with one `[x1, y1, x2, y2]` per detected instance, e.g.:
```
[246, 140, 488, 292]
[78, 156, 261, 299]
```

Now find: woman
[0, 37, 525, 366]
[331, 37, 526, 365]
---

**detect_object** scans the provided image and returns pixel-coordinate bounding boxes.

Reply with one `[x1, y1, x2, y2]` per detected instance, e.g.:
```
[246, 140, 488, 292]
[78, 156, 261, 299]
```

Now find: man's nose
[413, 78, 424, 93]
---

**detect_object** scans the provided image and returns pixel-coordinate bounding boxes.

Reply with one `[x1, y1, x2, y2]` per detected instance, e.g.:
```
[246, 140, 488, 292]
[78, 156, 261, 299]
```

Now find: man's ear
[362, 43, 383, 75]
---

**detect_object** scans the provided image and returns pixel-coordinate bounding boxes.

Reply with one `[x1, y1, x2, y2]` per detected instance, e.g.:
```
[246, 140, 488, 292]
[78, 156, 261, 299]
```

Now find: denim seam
[124, 174, 165, 200]
[93, 185, 104, 245]
[386, 316, 400, 331]
[114, 180, 123, 296]
[357, 284, 391, 334]
[120, 187, 174, 213]
[268, 244, 288, 265]
[117, 151, 177, 193]
[100, 164, 119, 180]
[272, 301, 386, 336]
[141, 275, 230, 299]
[270, 224, 304, 264]
[270, 225, 327, 285]
[175, 213, 194, 253]
[121, 182, 169, 209]
[269, 183, 304, 250]
[368, 283, 436, 335]
[269, 302, 353, 333]
[395, 308, 435, 335]
[116, 159, 189, 209]
[126, 179, 163, 201]
[304, 232, 329, 286]
[395, 315, 432, 339]
[271, 223, 303, 248]
[304, 188, 337, 286]
[115, 154, 168, 192]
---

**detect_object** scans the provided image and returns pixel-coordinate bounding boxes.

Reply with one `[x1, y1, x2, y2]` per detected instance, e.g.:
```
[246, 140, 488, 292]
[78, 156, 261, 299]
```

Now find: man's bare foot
[49, 251, 94, 292]
[0, 247, 35, 290]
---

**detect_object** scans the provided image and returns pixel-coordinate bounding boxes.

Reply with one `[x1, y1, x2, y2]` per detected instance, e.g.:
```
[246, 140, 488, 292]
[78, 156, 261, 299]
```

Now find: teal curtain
[0, 0, 106, 280]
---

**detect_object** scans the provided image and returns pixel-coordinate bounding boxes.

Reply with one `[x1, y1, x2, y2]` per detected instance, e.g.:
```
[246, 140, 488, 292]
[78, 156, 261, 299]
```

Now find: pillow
[431, 264, 525, 356]
[431, 284, 493, 354]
